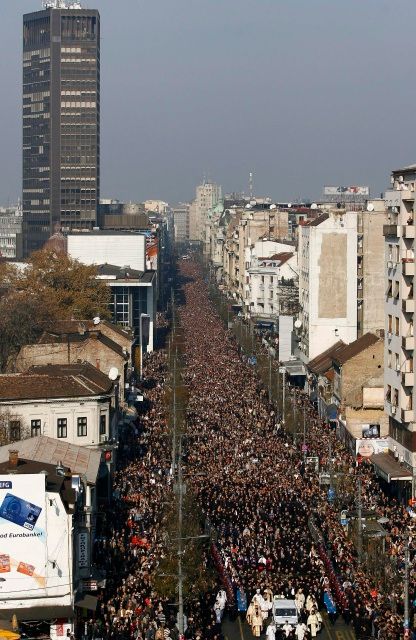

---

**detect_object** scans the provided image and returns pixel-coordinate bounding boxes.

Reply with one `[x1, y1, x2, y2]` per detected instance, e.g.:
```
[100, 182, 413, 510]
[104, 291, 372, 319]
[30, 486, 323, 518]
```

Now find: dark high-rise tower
[23, 1, 100, 255]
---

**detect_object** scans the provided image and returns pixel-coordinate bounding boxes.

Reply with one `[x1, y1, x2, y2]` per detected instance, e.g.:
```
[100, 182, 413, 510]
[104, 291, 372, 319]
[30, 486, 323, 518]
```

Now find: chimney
[8, 450, 18, 470]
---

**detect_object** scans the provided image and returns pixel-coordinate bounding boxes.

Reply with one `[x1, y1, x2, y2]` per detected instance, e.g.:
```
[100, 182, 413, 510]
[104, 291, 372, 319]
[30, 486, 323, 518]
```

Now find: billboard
[324, 186, 370, 196]
[0, 475, 46, 597]
[356, 438, 388, 458]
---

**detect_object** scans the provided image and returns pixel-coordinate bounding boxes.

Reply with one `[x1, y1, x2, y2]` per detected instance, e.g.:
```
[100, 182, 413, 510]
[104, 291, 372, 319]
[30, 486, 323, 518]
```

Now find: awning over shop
[282, 360, 306, 377]
[0, 606, 74, 621]
[372, 453, 413, 483]
[75, 595, 98, 611]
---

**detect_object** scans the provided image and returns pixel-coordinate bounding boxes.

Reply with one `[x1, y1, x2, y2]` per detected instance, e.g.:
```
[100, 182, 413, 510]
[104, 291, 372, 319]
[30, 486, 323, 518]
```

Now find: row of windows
[32, 415, 106, 438]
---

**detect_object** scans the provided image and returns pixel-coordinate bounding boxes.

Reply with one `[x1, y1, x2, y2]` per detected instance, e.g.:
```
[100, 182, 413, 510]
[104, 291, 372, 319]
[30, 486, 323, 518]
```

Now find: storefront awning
[372, 453, 413, 483]
[282, 360, 306, 377]
[75, 595, 98, 611]
[0, 606, 74, 622]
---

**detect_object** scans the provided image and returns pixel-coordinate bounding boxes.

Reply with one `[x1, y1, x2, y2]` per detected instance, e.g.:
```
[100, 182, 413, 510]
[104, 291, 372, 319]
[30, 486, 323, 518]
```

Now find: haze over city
[0, 0, 415, 203]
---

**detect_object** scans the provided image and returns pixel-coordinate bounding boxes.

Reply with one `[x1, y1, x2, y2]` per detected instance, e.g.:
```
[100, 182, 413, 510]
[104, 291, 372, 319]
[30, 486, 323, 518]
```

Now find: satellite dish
[269, 204, 277, 210]
[108, 367, 119, 381]
[245, 204, 252, 210]
[294, 319, 302, 329]
[366, 203, 375, 212]
[311, 203, 318, 210]
[93, 316, 101, 325]
[287, 203, 292, 208]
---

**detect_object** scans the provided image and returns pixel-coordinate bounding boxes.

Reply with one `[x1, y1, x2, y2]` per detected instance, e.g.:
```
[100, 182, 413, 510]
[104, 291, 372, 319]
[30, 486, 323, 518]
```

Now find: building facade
[0, 204, 23, 259]
[173, 204, 190, 242]
[189, 182, 222, 242]
[23, 3, 100, 255]
[384, 165, 416, 471]
[298, 204, 385, 361]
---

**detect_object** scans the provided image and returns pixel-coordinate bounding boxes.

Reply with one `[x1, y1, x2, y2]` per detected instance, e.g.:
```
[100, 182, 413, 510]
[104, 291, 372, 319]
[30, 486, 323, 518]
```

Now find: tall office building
[23, 1, 100, 255]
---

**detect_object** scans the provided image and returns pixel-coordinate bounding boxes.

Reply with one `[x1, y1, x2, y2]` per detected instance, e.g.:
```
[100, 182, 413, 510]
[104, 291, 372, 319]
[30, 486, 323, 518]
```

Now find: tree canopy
[0, 249, 110, 371]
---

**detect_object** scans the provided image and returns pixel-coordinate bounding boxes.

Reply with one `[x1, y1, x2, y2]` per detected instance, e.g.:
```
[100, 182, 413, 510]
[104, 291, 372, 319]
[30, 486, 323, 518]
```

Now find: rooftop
[307, 341, 346, 375]
[0, 363, 113, 402]
[332, 332, 380, 365]
[96, 263, 155, 282]
[0, 435, 101, 484]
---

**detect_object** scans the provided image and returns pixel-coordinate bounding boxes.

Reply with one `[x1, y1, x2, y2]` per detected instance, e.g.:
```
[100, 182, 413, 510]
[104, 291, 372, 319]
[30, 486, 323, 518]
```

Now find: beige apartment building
[189, 181, 222, 242]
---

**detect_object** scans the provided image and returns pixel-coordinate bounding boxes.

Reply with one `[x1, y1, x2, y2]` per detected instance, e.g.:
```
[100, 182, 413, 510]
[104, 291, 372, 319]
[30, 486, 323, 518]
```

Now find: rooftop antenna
[249, 172, 254, 199]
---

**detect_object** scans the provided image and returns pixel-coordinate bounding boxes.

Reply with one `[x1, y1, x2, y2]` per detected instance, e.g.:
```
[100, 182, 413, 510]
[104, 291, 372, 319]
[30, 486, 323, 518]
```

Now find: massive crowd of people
[88, 259, 415, 640]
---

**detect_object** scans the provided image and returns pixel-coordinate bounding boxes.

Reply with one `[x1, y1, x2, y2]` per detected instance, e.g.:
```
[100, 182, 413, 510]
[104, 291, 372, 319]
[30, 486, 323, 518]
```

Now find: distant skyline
[1, 0, 416, 204]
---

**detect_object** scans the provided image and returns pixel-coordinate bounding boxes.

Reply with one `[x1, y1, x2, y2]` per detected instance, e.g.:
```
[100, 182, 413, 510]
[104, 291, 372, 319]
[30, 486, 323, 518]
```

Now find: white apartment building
[246, 242, 298, 323]
[298, 211, 358, 360]
[384, 165, 416, 473]
[298, 204, 385, 362]
[0, 363, 113, 447]
[0, 204, 23, 259]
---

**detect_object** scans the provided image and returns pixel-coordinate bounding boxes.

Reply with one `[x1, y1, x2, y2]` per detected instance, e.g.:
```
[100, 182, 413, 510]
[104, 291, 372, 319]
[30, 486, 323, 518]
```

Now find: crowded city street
[89, 258, 415, 640]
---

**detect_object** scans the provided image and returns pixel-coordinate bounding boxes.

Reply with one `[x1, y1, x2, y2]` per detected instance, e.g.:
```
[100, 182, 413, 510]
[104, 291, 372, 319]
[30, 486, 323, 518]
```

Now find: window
[393, 388, 399, 407]
[388, 315, 393, 333]
[57, 418, 67, 439]
[386, 385, 392, 402]
[99, 414, 106, 435]
[386, 280, 392, 298]
[395, 317, 400, 336]
[31, 419, 41, 437]
[77, 417, 87, 437]
[9, 421, 21, 442]
[395, 352, 400, 371]
[387, 350, 392, 369]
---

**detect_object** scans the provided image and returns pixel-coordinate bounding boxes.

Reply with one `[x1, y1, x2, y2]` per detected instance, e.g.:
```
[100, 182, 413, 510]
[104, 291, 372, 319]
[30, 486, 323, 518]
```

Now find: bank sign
[0, 474, 46, 596]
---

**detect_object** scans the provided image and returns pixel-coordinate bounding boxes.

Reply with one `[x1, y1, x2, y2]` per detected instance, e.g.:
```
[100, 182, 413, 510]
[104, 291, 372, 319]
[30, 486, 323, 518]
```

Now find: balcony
[403, 299, 415, 313]
[403, 225, 415, 239]
[383, 224, 399, 237]
[402, 371, 414, 387]
[402, 335, 415, 351]
[402, 259, 415, 276]
[402, 408, 414, 423]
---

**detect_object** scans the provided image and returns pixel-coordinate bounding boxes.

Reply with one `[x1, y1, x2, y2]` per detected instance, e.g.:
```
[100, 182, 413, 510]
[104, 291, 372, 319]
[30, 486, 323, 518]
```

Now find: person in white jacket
[265, 621, 276, 640]
[295, 622, 307, 640]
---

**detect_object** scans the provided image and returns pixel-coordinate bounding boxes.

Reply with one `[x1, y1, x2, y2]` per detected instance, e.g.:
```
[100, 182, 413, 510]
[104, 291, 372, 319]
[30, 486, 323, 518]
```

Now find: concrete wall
[361, 210, 385, 333]
[338, 340, 384, 408]
[308, 213, 358, 359]
[344, 406, 388, 439]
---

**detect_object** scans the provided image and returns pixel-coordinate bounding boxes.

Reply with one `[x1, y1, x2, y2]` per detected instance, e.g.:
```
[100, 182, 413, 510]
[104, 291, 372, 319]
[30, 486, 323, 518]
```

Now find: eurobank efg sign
[0, 475, 46, 596]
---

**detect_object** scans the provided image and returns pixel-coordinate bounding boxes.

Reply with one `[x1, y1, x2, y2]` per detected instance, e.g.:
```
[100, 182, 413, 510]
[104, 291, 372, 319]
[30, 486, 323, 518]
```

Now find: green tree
[0, 249, 110, 371]
[16, 249, 110, 320]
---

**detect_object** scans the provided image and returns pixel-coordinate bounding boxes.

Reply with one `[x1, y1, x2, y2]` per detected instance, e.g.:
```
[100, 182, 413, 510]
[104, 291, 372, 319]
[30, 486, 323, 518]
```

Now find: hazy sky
[1, 0, 416, 204]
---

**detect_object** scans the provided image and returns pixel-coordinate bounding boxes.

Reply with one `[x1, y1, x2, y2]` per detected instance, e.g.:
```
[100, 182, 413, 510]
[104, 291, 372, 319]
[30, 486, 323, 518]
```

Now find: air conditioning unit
[391, 406, 397, 415]
[387, 260, 393, 268]
[99, 434, 108, 443]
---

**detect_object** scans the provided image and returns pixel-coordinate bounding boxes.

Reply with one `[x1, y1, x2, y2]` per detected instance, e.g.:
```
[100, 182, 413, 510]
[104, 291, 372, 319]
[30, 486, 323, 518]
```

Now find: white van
[272, 596, 299, 628]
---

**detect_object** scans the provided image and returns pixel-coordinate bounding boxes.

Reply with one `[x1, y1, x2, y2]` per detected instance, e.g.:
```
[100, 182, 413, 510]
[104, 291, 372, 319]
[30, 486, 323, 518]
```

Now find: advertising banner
[0, 474, 46, 596]
[356, 438, 389, 458]
[324, 185, 370, 196]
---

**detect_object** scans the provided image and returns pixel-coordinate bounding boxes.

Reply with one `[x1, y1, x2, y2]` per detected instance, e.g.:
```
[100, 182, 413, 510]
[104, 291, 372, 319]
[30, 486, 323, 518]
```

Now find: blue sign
[327, 488, 335, 503]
